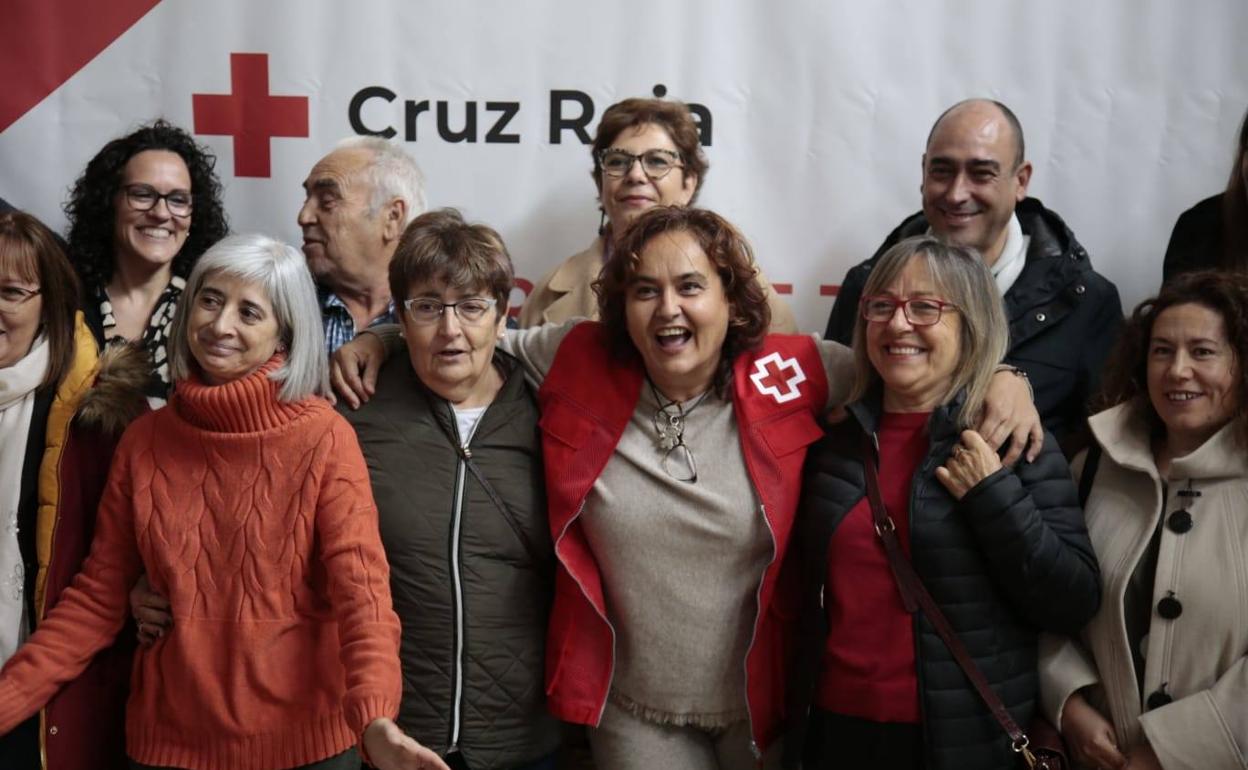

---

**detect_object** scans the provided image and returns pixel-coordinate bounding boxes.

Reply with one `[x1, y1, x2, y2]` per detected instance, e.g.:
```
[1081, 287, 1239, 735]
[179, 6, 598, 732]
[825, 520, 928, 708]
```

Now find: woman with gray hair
[794, 235, 1100, 769]
[0, 234, 447, 770]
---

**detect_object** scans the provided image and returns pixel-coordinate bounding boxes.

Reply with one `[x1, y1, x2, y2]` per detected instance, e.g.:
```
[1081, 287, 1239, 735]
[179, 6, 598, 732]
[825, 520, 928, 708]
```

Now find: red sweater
[0, 360, 401, 770]
[817, 410, 928, 723]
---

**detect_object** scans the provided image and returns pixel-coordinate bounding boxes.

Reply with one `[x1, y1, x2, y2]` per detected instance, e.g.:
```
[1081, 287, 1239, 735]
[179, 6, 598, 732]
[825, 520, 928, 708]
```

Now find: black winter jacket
[342, 351, 560, 769]
[793, 390, 1101, 770]
[824, 198, 1123, 448]
[1162, 193, 1225, 282]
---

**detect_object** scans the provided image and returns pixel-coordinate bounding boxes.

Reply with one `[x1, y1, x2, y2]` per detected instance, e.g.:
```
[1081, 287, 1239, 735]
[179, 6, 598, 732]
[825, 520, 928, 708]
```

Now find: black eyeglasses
[123, 184, 193, 218]
[860, 296, 958, 326]
[598, 149, 684, 180]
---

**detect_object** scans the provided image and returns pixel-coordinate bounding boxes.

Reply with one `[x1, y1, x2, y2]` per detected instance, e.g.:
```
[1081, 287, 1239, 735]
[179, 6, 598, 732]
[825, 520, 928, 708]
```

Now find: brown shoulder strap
[860, 434, 1040, 766]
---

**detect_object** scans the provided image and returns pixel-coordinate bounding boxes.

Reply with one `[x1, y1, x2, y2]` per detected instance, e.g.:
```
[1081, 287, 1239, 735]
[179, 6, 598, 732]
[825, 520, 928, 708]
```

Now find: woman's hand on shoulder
[363, 718, 451, 770]
[978, 367, 1044, 465]
[1060, 691, 1127, 769]
[936, 430, 1002, 500]
[330, 332, 385, 409]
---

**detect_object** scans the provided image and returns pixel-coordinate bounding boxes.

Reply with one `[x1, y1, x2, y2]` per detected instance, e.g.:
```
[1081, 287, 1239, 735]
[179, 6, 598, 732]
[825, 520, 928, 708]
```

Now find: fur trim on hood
[76, 342, 151, 435]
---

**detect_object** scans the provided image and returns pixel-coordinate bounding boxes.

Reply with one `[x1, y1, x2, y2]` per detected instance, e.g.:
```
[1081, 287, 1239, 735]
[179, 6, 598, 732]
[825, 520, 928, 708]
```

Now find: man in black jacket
[825, 99, 1122, 447]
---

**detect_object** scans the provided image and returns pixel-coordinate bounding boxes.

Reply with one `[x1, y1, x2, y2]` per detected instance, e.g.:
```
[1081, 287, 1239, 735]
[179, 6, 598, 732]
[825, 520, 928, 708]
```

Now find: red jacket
[537, 323, 828, 751]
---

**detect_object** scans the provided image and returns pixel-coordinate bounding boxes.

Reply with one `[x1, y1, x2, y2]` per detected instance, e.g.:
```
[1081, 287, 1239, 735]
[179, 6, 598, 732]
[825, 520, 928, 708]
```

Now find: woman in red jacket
[0, 234, 446, 770]
[331, 207, 1042, 769]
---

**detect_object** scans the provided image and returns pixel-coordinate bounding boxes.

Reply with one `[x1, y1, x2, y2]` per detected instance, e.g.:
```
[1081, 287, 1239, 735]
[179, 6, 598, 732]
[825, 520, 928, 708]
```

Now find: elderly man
[825, 99, 1122, 446]
[299, 136, 426, 351]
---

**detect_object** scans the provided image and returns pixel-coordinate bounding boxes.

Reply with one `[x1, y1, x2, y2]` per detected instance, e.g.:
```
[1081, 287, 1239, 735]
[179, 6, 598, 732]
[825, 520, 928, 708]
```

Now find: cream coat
[1039, 402, 1248, 770]
[518, 236, 800, 333]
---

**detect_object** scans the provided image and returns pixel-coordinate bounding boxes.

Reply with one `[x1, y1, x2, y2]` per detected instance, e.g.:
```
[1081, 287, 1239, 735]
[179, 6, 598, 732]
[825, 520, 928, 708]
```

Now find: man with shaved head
[825, 99, 1121, 446]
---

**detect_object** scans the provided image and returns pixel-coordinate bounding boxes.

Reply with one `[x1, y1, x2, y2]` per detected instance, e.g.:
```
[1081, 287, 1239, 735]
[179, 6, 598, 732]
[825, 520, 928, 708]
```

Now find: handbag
[860, 435, 1068, 770]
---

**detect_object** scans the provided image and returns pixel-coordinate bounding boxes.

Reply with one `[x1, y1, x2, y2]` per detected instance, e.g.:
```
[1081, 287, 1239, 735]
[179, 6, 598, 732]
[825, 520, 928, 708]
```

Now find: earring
[598, 208, 607, 236]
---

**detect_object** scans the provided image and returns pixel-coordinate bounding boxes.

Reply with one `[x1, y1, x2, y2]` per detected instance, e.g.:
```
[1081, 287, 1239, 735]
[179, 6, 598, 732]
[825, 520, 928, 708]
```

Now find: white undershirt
[453, 406, 487, 447]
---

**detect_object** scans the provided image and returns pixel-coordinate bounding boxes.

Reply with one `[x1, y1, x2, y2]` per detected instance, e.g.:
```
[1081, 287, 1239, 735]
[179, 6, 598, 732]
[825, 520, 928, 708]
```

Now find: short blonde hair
[169, 234, 328, 400]
[849, 235, 1008, 426]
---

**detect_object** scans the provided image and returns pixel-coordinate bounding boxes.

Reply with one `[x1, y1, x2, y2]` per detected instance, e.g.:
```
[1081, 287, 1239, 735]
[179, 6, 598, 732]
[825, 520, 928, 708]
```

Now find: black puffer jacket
[342, 351, 560, 769]
[824, 198, 1123, 448]
[793, 390, 1100, 770]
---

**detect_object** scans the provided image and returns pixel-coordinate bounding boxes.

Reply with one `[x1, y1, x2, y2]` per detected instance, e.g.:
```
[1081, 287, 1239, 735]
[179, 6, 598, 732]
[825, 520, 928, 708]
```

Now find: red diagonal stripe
[0, 0, 161, 133]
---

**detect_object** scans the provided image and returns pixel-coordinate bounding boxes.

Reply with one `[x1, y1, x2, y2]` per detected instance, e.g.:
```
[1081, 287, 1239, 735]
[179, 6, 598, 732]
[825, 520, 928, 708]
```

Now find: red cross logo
[192, 53, 308, 178]
[749, 352, 807, 404]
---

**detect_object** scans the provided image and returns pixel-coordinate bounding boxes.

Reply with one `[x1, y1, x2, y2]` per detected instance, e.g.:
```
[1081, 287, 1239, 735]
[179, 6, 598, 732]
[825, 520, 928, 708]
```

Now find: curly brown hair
[594, 206, 769, 396]
[63, 119, 229, 289]
[590, 98, 708, 204]
[1096, 269, 1248, 448]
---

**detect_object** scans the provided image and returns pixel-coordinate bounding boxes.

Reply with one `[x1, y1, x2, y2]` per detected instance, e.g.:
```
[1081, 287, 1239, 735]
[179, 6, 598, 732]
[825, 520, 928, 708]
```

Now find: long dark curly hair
[594, 206, 770, 397]
[63, 119, 229, 288]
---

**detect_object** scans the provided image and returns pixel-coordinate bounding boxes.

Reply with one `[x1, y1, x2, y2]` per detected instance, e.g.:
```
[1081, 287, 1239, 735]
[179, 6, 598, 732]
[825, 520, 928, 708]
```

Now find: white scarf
[0, 334, 50, 665]
[991, 214, 1030, 296]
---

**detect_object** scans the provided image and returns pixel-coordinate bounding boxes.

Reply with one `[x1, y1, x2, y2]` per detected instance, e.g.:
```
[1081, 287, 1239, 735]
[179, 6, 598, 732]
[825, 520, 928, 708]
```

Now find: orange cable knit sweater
[0, 359, 401, 770]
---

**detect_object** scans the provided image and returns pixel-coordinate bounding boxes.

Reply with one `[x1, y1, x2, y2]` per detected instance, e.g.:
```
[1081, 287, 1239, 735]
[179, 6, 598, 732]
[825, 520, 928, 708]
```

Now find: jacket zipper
[741, 502, 777, 761]
[554, 498, 616, 725]
[446, 410, 470, 753]
[909, 437, 933, 759]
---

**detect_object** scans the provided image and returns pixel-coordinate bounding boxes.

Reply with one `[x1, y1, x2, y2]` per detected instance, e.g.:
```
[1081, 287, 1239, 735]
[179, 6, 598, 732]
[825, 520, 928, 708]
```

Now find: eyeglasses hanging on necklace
[649, 379, 711, 484]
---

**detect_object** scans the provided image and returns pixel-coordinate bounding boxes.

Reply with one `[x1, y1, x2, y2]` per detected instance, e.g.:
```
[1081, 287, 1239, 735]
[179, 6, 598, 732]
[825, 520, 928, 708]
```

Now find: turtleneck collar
[172, 355, 313, 433]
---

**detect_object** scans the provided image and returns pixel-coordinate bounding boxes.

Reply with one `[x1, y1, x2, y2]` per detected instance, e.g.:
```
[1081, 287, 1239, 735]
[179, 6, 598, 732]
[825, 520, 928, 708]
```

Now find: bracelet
[994, 364, 1034, 399]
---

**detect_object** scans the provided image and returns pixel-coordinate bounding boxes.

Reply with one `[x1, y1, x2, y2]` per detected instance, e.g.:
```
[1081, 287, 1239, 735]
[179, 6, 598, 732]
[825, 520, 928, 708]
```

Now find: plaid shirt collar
[317, 284, 397, 353]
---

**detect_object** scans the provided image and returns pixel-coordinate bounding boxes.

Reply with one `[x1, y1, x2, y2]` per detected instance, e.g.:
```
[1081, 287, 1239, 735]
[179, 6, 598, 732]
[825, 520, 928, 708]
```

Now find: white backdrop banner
[2, 0, 1246, 329]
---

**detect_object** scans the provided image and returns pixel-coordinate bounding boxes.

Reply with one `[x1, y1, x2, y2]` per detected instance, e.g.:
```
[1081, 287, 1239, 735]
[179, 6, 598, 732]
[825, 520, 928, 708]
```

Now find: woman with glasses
[518, 97, 796, 333]
[341, 209, 561, 770]
[0, 233, 451, 770]
[794, 236, 1100, 769]
[64, 120, 229, 403]
[331, 210, 1044, 769]
[0, 211, 148, 770]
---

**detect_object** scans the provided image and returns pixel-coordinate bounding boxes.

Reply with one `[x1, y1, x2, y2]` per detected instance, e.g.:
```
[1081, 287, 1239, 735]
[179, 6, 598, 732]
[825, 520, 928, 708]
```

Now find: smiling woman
[1041, 271, 1248, 770]
[328, 209, 1047, 770]
[795, 236, 1099, 770]
[0, 211, 148, 770]
[0, 233, 452, 770]
[65, 120, 229, 402]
